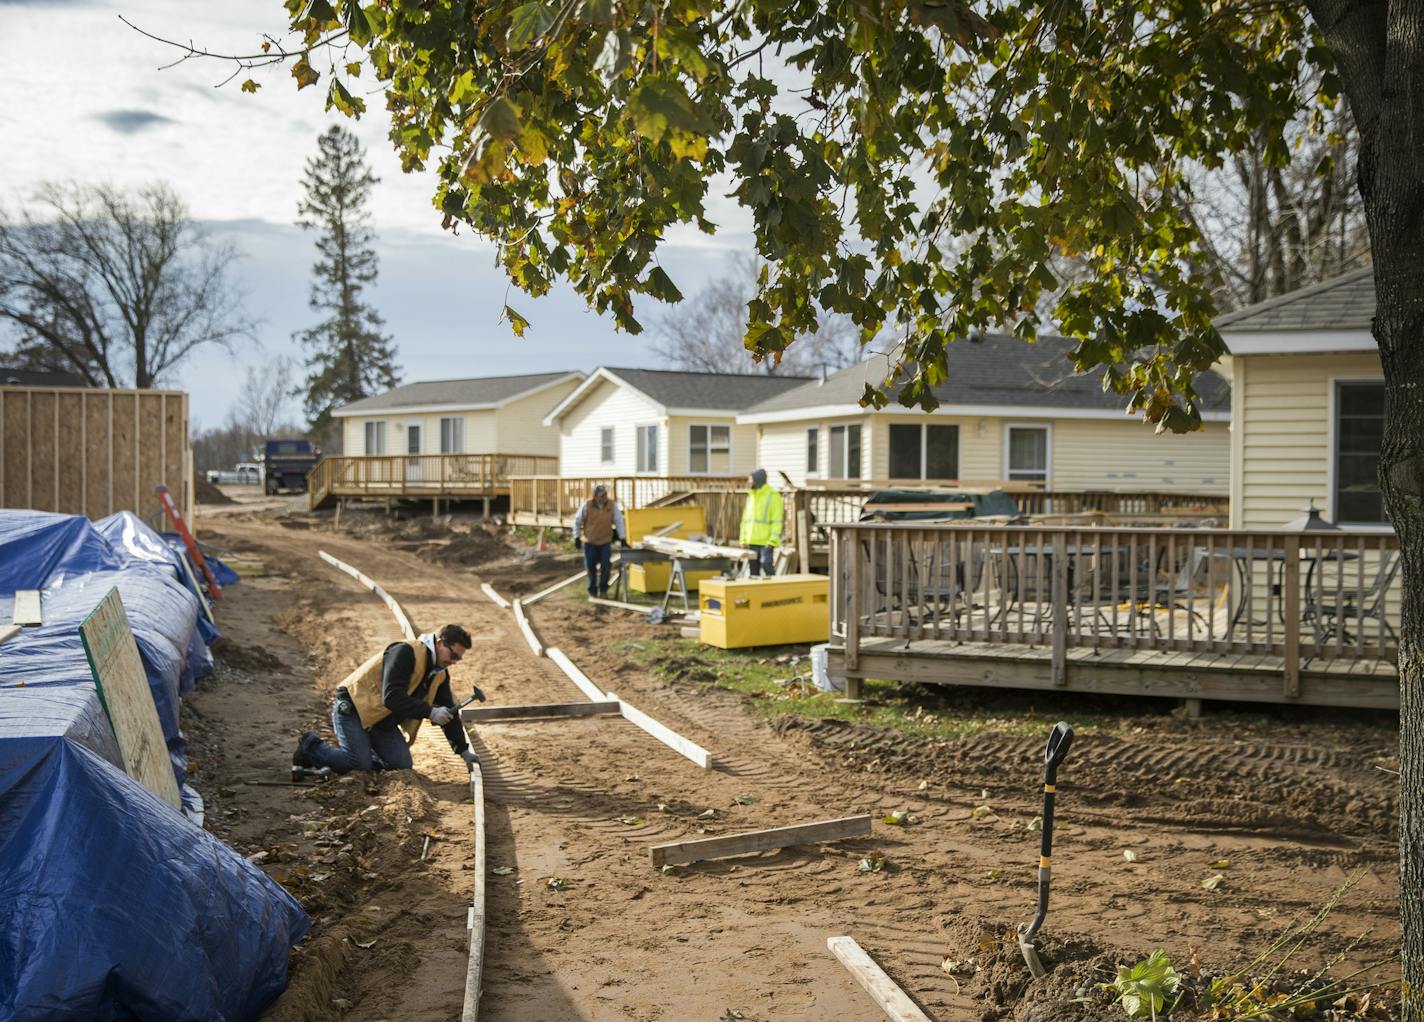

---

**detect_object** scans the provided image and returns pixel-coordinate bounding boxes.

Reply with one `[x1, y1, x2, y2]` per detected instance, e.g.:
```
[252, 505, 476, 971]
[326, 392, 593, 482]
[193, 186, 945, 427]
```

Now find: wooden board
[827, 936, 934, 1022]
[588, 596, 656, 613]
[512, 600, 544, 656]
[469, 762, 492, 1019]
[522, 570, 587, 606]
[461, 700, 621, 722]
[78, 588, 183, 810]
[861, 502, 974, 513]
[649, 815, 872, 867]
[174, 548, 214, 623]
[0, 624, 19, 646]
[12, 590, 42, 626]
[546, 647, 612, 701]
[320, 550, 418, 640]
[605, 690, 712, 769]
[480, 583, 511, 608]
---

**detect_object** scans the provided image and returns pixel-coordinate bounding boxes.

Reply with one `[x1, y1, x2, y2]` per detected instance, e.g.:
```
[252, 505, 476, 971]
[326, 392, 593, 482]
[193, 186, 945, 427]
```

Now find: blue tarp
[0, 510, 307, 1020]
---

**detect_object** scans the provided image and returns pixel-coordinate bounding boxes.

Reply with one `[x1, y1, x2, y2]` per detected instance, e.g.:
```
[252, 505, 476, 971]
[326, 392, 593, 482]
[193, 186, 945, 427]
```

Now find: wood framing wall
[0, 386, 190, 522]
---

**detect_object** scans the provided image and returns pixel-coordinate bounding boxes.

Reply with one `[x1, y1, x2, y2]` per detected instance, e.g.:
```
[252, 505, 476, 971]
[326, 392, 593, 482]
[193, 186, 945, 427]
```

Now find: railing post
[1283, 534, 1301, 697]
[846, 529, 861, 672]
[1051, 530, 1068, 685]
[797, 489, 812, 574]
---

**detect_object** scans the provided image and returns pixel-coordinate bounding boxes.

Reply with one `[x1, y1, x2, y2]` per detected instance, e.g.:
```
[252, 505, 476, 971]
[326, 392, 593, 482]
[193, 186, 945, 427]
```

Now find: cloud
[92, 109, 176, 135]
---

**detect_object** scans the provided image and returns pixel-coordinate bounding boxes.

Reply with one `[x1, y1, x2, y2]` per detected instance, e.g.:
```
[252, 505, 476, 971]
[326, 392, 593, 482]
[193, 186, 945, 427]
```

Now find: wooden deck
[308, 454, 558, 510]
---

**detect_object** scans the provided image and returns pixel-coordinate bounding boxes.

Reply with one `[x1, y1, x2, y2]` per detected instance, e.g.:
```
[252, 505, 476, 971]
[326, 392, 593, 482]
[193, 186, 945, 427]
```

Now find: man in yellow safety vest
[738, 468, 783, 577]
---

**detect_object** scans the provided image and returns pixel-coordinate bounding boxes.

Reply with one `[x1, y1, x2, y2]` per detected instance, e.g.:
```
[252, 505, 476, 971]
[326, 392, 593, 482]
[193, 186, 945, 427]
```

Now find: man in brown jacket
[572, 484, 628, 597]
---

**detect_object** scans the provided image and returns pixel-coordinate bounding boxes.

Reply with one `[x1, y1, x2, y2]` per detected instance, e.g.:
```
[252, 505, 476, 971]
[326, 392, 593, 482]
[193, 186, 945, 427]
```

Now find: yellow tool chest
[698, 574, 830, 649]
[622, 506, 707, 542]
[627, 562, 721, 594]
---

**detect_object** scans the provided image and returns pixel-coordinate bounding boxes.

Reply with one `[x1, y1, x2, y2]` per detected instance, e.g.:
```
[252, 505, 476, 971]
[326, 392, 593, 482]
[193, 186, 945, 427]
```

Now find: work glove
[429, 705, 455, 726]
[619, 538, 630, 549]
[574, 537, 583, 550]
[460, 749, 480, 768]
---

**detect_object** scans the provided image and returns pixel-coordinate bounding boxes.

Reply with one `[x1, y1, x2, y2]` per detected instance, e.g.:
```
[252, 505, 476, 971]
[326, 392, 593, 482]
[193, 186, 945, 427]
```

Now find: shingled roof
[1214, 267, 1375, 333]
[739, 334, 1231, 420]
[545, 367, 813, 422]
[333, 371, 581, 417]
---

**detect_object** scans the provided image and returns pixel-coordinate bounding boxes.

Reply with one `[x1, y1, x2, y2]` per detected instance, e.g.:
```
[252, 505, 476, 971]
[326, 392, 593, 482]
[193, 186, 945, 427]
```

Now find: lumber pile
[639, 535, 752, 561]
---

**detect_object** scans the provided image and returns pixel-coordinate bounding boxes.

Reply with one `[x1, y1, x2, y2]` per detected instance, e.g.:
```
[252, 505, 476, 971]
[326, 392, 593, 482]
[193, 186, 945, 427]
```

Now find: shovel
[1017, 721, 1074, 979]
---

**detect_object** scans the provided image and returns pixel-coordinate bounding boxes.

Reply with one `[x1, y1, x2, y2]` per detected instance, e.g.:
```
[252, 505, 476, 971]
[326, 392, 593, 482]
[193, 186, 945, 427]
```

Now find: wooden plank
[0, 624, 19, 646]
[649, 814, 872, 867]
[522, 570, 587, 606]
[604, 690, 713, 769]
[319, 550, 417, 639]
[512, 599, 544, 656]
[861, 501, 974, 513]
[480, 583, 511, 609]
[461, 700, 621, 722]
[588, 596, 656, 613]
[461, 762, 487, 1022]
[546, 646, 612, 701]
[174, 548, 214, 623]
[78, 588, 183, 810]
[12, 590, 42, 626]
[827, 935, 934, 1022]
[1283, 535, 1301, 698]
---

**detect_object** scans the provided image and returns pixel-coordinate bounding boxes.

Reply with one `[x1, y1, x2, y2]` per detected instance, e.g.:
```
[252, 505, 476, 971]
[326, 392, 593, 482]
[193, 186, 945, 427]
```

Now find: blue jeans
[747, 544, 775, 576]
[583, 541, 612, 594]
[307, 698, 414, 773]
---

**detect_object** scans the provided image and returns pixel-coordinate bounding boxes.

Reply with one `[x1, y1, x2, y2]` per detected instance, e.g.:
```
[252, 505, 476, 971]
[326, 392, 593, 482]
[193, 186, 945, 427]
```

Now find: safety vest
[739, 484, 784, 547]
[340, 639, 446, 744]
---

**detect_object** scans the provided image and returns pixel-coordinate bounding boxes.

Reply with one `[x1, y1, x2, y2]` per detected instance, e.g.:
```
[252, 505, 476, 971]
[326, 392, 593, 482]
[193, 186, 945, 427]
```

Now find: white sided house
[738, 334, 1232, 495]
[334, 371, 582, 459]
[542, 367, 812, 478]
[1220, 268, 1387, 530]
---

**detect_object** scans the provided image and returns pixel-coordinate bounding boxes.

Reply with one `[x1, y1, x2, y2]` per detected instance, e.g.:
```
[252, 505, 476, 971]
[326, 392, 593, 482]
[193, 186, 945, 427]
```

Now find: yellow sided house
[1219, 267, 1386, 531]
[737, 334, 1232, 505]
[308, 371, 582, 510]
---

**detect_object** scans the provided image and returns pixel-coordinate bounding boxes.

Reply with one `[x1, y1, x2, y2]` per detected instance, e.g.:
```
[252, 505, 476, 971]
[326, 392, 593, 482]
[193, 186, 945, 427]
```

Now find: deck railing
[508, 475, 746, 522]
[829, 522, 1400, 693]
[309, 453, 558, 509]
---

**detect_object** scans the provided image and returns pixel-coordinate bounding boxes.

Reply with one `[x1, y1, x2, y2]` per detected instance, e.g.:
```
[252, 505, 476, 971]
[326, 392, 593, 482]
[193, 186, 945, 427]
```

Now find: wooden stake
[460, 700, 620, 722]
[480, 583, 511, 609]
[605, 690, 712, 769]
[522, 570, 587, 606]
[826, 936, 933, 1022]
[544, 648, 611, 701]
[649, 815, 872, 867]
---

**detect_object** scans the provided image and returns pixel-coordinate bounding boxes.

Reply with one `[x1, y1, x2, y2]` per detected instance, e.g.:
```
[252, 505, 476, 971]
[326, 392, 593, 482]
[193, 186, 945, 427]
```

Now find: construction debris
[648, 815, 872, 868]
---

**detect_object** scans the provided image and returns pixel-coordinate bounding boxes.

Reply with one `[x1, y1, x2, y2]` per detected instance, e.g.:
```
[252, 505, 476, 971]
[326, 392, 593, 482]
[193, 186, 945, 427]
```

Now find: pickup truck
[206, 463, 262, 485]
[262, 439, 319, 494]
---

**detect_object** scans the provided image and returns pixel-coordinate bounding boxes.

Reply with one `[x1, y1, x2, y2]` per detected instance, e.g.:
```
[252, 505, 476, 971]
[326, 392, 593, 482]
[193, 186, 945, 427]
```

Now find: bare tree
[234, 357, 296, 439]
[0, 182, 254, 388]
[652, 253, 863, 376]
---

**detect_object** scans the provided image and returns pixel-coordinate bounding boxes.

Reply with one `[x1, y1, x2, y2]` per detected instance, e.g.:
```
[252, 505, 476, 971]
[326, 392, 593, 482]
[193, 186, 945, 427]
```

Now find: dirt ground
[182, 497, 1400, 1022]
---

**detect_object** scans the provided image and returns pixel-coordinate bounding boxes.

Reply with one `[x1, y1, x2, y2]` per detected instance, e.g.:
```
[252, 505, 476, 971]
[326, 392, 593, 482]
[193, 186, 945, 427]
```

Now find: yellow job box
[698, 574, 830, 649]
[623, 505, 707, 542]
[627, 562, 722, 594]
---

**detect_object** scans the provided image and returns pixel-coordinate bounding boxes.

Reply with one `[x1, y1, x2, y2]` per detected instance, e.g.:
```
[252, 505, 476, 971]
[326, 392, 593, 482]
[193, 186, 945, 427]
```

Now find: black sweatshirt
[377, 641, 468, 755]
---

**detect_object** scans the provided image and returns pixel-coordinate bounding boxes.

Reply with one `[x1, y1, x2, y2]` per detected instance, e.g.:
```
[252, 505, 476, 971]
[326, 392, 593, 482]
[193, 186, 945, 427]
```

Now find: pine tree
[294, 126, 398, 441]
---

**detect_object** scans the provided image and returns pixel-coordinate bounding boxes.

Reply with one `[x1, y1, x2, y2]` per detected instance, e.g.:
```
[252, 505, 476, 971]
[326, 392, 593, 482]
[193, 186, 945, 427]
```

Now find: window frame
[439, 416, 464, 454]
[363, 420, 386, 456]
[687, 422, 733, 476]
[636, 423, 660, 474]
[405, 423, 422, 455]
[806, 426, 819, 476]
[828, 423, 863, 480]
[888, 422, 961, 481]
[1328, 377, 1390, 529]
[1003, 423, 1051, 484]
[600, 426, 615, 464]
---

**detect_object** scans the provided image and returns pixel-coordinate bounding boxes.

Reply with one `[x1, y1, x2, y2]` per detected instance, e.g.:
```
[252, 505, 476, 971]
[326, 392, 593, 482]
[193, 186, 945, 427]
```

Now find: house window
[364, 420, 386, 456]
[829, 424, 862, 479]
[1334, 381, 1386, 524]
[889, 423, 960, 480]
[1006, 425, 1049, 483]
[600, 426, 615, 463]
[637, 424, 659, 473]
[439, 416, 464, 453]
[406, 424, 422, 455]
[688, 424, 731, 474]
[806, 427, 819, 475]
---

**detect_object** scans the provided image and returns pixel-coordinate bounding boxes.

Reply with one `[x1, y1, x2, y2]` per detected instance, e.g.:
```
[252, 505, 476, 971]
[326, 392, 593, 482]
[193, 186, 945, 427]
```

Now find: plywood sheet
[2, 390, 28, 508]
[78, 588, 182, 809]
[84, 391, 110, 519]
[110, 392, 136, 515]
[28, 390, 57, 512]
[12, 590, 42, 626]
[56, 392, 85, 514]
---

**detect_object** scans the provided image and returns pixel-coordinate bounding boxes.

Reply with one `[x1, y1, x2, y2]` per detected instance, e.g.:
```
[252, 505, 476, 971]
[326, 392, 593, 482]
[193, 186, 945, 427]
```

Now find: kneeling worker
[294, 623, 480, 773]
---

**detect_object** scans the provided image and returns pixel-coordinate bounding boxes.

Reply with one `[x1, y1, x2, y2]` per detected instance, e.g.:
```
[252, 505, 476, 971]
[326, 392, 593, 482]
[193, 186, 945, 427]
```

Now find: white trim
[599, 425, 615, 464]
[636, 422, 660, 474]
[1229, 357, 1245, 529]
[827, 422, 864, 480]
[805, 425, 820, 477]
[333, 372, 583, 419]
[737, 401, 1230, 425]
[363, 419, 387, 456]
[665, 406, 750, 418]
[686, 422, 733, 476]
[439, 415, 465, 454]
[1003, 422, 1052, 484]
[544, 368, 670, 425]
[1326, 374, 1388, 527]
[1223, 330, 1375, 356]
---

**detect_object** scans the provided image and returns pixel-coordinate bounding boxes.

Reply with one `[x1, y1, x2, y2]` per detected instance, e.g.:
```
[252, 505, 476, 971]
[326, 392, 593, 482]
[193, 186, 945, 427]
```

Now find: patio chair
[1310, 548, 1401, 647]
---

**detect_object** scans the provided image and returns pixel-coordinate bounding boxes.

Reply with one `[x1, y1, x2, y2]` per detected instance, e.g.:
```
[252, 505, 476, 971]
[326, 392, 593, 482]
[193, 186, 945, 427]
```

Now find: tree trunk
[1373, 257, 1424, 1022]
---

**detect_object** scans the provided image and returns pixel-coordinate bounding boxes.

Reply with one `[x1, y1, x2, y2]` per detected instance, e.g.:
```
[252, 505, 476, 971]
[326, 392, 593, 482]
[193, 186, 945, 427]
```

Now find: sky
[0, 0, 757, 429]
